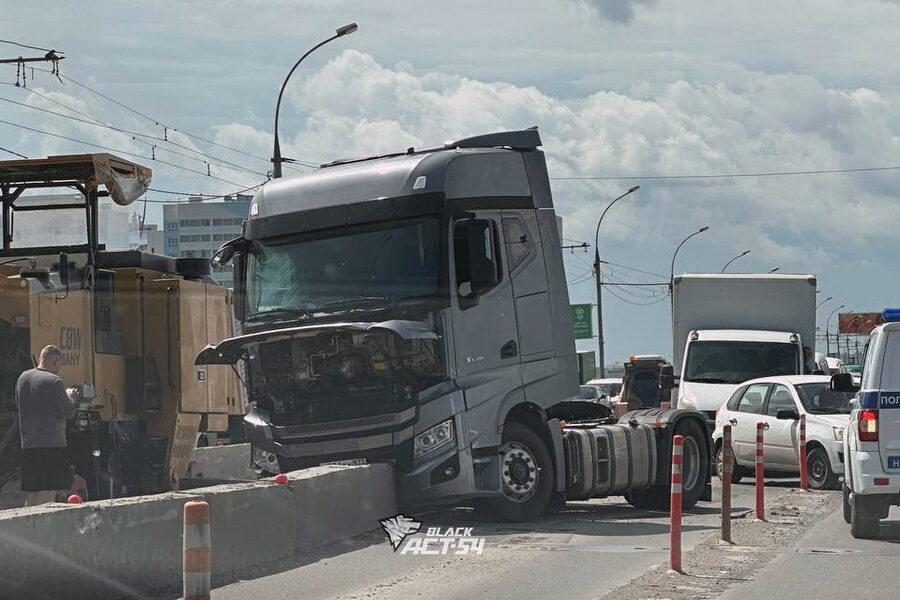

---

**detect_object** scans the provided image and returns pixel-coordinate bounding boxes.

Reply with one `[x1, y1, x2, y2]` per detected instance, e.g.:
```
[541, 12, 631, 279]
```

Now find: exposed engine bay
[247, 327, 446, 425]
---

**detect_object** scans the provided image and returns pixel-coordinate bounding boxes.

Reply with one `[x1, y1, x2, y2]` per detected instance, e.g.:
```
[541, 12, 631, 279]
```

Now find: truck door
[501, 211, 552, 360]
[451, 213, 521, 404]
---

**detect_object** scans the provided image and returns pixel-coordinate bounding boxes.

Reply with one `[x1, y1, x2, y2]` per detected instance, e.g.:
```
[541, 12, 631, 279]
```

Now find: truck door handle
[729, 418, 738, 426]
[500, 340, 518, 359]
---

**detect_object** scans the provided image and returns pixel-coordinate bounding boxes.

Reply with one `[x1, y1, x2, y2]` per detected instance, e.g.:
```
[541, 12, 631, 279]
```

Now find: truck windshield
[684, 341, 798, 384]
[246, 216, 441, 318]
[795, 383, 854, 414]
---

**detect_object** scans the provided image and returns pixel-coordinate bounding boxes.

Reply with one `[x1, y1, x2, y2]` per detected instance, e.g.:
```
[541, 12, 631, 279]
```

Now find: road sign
[571, 303, 593, 340]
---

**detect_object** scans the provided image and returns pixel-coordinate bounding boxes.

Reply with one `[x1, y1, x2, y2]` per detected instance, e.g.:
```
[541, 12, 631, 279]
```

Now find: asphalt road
[719, 504, 900, 600]
[202, 478, 802, 600]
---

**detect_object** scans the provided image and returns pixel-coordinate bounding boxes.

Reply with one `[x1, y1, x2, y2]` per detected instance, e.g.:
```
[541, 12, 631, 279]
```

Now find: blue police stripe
[858, 391, 880, 410]
[879, 393, 900, 409]
[889, 456, 900, 469]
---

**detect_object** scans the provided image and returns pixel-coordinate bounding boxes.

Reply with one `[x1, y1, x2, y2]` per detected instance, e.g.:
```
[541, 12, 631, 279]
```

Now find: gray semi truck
[197, 128, 711, 521]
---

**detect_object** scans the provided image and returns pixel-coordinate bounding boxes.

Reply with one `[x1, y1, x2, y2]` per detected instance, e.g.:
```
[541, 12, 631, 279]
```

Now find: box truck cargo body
[672, 274, 817, 420]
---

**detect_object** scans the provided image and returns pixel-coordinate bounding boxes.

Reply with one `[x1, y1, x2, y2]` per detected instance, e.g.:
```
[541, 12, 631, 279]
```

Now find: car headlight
[833, 426, 845, 442]
[414, 419, 455, 460]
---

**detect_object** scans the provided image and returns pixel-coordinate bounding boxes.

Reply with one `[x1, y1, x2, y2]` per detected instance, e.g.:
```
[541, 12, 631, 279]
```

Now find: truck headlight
[414, 419, 454, 460]
[833, 426, 844, 442]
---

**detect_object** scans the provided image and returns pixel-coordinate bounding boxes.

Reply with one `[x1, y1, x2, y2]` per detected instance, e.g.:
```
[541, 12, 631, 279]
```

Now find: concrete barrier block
[289, 463, 397, 550]
[189, 443, 257, 480]
[0, 491, 200, 599]
[187, 480, 297, 573]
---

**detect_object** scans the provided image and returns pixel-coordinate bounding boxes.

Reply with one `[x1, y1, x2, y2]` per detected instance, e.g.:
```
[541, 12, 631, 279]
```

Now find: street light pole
[721, 250, 750, 273]
[670, 226, 710, 288]
[816, 296, 833, 310]
[271, 23, 359, 179]
[594, 185, 640, 378]
[826, 304, 846, 356]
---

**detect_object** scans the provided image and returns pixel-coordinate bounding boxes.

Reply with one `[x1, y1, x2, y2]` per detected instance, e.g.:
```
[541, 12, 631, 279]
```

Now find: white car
[835, 311, 900, 539]
[584, 377, 623, 405]
[712, 375, 853, 490]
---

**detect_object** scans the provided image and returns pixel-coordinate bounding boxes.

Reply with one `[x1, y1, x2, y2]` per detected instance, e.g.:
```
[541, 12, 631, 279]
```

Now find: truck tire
[715, 442, 745, 484]
[850, 495, 880, 539]
[806, 446, 838, 490]
[626, 418, 708, 511]
[488, 422, 555, 522]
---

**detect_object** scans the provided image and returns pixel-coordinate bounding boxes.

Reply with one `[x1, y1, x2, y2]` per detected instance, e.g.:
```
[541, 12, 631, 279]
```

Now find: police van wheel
[489, 422, 554, 522]
[850, 495, 880, 539]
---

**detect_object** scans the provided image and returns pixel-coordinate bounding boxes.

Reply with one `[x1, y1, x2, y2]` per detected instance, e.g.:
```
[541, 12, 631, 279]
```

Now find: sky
[3, 0, 900, 363]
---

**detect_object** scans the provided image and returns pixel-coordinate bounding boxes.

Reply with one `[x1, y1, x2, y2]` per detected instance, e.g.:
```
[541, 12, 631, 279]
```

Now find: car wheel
[715, 442, 744, 484]
[842, 484, 851, 524]
[850, 495, 880, 539]
[488, 422, 555, 522]
[806, 446, 838, 490]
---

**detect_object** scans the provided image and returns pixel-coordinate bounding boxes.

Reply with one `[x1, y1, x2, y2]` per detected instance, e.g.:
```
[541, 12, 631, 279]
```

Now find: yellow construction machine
[0, 153, 239, 498]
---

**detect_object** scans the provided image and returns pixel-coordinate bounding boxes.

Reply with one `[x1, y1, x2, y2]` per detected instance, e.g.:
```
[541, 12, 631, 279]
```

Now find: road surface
[190, 477, 808, 600]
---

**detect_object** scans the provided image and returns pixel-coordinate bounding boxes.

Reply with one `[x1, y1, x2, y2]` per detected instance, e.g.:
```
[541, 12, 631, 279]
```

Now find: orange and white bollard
[183, 500, 211, 600]
[721, 425, 733, 543]
[755, 422, 765, 521]
[669, 434, 684, 573]
[798, 414, 808, 491]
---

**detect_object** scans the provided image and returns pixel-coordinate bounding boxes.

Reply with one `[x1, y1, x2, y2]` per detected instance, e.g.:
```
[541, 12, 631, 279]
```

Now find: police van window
[502, 217, 532, 271]
[878, 331, 900, 389]
[861, 333, 879, 390]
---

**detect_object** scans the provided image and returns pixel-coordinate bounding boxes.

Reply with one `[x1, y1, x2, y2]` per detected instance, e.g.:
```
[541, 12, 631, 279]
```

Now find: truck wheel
[850, 495, 880, 539]
[842, 484, 851, 524]
[488, 422, 554, 522]
[626, 418, 708, 511]
[806, 446, 838, 490]
[715, 442, 744, 484]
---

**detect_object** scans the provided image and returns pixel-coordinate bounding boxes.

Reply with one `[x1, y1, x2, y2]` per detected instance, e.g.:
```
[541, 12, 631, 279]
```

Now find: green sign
[571, 303, 593, 340]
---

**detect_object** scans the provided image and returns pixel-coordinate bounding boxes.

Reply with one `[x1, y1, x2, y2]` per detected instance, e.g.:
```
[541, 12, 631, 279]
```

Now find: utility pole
[594, 186, 640, 378]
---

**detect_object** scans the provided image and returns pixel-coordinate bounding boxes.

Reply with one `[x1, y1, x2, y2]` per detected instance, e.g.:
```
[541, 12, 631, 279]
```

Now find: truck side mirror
[232, 252, 246, 322]
[454, 219, 500, 300]
[58, 252, 70, 286]
[658, 364, 675, 391]
[830, 372, 857, 393]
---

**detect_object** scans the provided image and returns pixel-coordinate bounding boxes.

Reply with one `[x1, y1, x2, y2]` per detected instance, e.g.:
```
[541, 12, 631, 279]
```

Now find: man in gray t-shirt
[16, 345, 78, 506]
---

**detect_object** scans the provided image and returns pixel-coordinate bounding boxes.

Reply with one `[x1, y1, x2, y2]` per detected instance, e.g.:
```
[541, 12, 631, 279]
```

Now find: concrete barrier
[0, 463, 397, 599]
[188, 443, 257, 481]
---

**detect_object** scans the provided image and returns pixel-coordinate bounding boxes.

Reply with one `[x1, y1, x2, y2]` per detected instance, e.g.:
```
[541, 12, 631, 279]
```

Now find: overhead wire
[0, 91, 269, 177]
[0, 146, 28, 158]
[0, 117, 249, 187]
[550, 165, 900, 181]
[0, 39, 57, 53]
[1, 63, 318, 170]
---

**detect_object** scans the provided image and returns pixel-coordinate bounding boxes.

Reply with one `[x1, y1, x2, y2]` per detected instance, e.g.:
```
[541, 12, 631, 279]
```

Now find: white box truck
[672, 274, 817, 421]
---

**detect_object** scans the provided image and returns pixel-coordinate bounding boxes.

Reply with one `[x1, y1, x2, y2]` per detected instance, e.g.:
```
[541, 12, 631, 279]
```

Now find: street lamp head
[627, 185, 640, 193]
[698, 226, 709, 233]
[336, 23, 359, 36]
[768, 267, 780, 273]
[741, 250, 750, 257]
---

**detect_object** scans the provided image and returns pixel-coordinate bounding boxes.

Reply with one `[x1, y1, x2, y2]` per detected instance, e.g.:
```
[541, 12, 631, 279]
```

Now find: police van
[833, 308, 900, 539]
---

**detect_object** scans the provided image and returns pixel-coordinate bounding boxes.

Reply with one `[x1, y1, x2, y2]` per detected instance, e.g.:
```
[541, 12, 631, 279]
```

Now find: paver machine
[0, 153, 238, 499]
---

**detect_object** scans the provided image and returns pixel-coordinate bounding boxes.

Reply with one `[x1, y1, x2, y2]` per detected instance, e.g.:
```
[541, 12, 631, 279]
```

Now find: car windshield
[596, 383, 622, 397]
[246, 217, 441, 318]
[684, 341, 798, 385]
[795, 383, 854, 414]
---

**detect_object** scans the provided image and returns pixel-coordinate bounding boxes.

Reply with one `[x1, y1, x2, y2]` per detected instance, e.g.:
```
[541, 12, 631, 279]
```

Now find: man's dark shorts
[20, 448, 74, 492]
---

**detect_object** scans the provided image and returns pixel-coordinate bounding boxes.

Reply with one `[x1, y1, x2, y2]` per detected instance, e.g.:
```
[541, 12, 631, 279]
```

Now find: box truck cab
[672, 274, 817, 422]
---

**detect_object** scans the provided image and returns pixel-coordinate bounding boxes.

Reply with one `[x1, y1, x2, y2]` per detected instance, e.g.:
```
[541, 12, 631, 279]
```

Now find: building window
[166, 221, 179, 230]
[179, 218, 211, 228]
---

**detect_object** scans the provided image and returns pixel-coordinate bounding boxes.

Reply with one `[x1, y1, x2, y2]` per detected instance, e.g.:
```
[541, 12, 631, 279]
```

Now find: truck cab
[199, 129, 711, 520]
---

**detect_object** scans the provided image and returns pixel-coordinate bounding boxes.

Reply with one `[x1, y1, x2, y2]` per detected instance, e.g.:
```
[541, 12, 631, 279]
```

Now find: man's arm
[54, 379, 77, 418]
